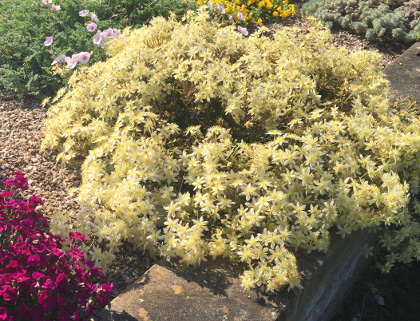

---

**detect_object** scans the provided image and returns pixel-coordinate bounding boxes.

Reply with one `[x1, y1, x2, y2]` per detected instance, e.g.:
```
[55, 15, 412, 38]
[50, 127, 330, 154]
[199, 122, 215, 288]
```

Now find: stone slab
[95, 229, 375, 321]
[96, 260, 278, 321]
[383, 42, 420, 101]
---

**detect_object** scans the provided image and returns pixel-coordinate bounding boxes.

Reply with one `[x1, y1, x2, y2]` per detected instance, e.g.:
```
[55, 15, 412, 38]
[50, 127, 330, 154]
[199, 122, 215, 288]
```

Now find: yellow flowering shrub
[43, 9, 420, 291]
[198, 0, 296, 25]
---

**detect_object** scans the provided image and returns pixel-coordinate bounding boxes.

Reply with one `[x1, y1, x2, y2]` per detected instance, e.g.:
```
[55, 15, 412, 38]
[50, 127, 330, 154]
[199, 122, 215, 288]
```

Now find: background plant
[0, 172, 114, 321]
[42, 10, 420, 292]
[199, 0, 296, 26]
[301, 0, 420, 43]
[0, 0, 196, 99]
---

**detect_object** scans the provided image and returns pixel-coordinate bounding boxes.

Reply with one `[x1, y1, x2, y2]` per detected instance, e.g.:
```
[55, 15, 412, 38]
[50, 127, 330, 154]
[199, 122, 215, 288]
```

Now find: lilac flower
[78, 51, 93, 64]
[237, 12, 245, 21]
[229, 15, 235, 24]
[79, 9, 89, 17]
[238, 26, 249, 36]
[208, 0, 213, 11]
[216, 3, 225, 14]
[42, 0, 52, 4]
[44, 36, 53, 46]
[86, 22, 97, 32]
[51, 4, 60, 11]
[51, 54, 67, 65]
[66, 54, 79, 69]
[91, 12, 99, 23]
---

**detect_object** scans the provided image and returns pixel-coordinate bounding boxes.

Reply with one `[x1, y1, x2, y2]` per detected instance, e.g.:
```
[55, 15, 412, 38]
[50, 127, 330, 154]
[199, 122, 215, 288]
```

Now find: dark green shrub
[0, 0, 196, 99]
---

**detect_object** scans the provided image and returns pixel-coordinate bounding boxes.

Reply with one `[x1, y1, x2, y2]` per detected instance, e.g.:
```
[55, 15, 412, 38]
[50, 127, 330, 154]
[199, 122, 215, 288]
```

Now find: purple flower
[86, 22, 97, 32]
[51, 54, 67, 65]
[78, 51, 92, 64]
[237, 12, 245, 21]
[44, 36, 53, 46]
[28, 254, 41, 267]
[91, 12, 99, 23]
[52, 4, 60, 11]
[208, 0, 213, 11]
[229, 15, 235, 24]
[216, 3, 225, 14]
[238, 26, 249, 36]
[79, 9, 89, 17]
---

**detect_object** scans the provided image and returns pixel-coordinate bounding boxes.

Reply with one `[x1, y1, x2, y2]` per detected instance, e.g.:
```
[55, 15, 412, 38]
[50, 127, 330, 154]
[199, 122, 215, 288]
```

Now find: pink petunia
[79, 9, 89, 17]
[78, 51, 92, 64]
[52, 4, 60, 11]
[66, 54, 79, 69]
[86, 22, 97, 32]
[93, 30, 105, 47]
[44, 36, 53, 46]
[238, 26, 249, 36]
[91, 12, 99, 23]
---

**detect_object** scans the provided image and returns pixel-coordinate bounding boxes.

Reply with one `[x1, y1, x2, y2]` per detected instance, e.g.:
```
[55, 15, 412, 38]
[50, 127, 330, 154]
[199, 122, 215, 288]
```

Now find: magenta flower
[238, 26, 249, 36]
[0, 307, 8, 321]
[27, 255, 41, 267]
[52, 4, 61, 11]
[77, 51, 92, 64]
[44, 36, 53, 46]
[79, 9, 89, 17]
[86, 22, 97, 32]
[91, 12, 99, 23]
[237, 12, 245, 21]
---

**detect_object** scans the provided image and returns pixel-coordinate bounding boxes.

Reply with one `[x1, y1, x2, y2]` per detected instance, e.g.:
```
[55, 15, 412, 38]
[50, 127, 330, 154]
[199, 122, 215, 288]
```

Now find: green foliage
[43, 11, 420, 292]
[0, 0, 195, 99]
[301, 0, 420, 43]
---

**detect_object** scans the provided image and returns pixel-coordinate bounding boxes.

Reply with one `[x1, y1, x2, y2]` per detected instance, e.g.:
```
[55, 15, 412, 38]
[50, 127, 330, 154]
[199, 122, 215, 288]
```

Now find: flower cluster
[199, 0, 296, 26]
[42, 11, 420, 292]
[43, 4, 122, 69]
[0, 172, 114, 321]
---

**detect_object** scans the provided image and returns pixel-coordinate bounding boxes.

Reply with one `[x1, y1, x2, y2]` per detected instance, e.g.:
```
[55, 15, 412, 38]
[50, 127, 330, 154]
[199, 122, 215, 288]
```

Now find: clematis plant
[0, 172, 114, 321]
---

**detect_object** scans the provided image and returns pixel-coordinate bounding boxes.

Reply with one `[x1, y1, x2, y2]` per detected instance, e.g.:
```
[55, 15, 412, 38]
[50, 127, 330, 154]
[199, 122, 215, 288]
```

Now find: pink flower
[28, 254, 41, 267]
[51, 54, 67, 65]
[78, 51, 92, 64]
[42, 0, 52, 4]
[44, 36, 53, 46]
[79, 9, 89, 17]
[86, 22, 97, 32]
[52, 4, 61, 11]
[93, 30, 105, 47]
[65, 54, 79, 69]
[238, 26, 248, 36]
[91, 12, 99, 23]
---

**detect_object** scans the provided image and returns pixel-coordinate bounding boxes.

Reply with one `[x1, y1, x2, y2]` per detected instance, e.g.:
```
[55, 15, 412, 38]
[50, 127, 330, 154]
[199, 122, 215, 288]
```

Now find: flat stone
[96, 259, 278, 321]
[95, 229, 375, 321]
[383, 41, 420, 101]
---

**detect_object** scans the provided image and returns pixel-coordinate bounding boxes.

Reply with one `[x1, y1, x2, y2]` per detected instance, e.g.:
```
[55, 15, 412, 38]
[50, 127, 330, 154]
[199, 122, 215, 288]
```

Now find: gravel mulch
[0, 13, 415, 309]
